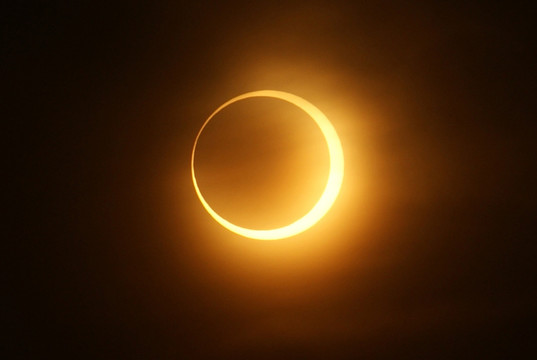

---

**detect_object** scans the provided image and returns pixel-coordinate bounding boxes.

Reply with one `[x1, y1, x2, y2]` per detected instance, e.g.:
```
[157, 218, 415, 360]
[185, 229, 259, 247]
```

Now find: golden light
[191, 90, 344, 240]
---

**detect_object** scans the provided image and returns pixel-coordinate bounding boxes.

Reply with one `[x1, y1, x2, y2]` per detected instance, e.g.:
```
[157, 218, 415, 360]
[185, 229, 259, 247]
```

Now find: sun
[191, 90, 344, 240]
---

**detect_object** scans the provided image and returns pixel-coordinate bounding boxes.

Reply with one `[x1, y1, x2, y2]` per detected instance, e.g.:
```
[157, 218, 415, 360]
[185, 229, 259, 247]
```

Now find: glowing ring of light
[191, 90, 344, 240]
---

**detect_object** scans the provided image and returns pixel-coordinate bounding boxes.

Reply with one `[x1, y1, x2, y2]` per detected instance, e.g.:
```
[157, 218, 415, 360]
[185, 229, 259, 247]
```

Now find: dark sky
[6, 1, 535, 358]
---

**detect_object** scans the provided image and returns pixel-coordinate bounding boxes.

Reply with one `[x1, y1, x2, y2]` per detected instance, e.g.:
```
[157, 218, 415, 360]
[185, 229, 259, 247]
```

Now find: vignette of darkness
[6, 1, 535, 359]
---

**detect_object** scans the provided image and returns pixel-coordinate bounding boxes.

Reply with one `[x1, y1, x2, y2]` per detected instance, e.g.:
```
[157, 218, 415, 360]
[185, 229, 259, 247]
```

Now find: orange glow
[191, 90, 344, 240]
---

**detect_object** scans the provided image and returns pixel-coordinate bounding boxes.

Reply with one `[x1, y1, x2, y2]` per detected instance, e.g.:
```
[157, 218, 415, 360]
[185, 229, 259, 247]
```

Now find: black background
[6, 1, 536, 358]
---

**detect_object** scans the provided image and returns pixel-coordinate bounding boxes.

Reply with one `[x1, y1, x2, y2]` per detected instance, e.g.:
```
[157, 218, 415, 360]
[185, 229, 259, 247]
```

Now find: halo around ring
[191, 90, 344, 240]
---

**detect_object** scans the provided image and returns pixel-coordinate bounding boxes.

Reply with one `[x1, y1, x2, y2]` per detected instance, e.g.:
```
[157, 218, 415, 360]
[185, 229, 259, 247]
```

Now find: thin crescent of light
[191, 90, 344, 240]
